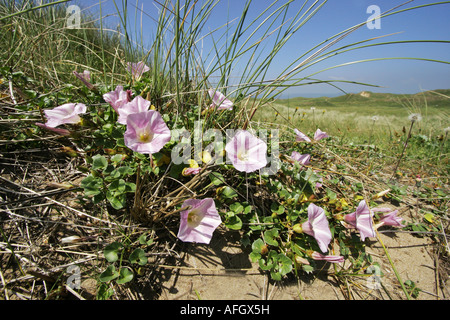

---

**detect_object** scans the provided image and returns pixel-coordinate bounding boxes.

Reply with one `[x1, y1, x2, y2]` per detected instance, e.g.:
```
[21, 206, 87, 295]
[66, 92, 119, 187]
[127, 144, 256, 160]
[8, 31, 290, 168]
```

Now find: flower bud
[295, 255, 310, 265]
[292, 223, 303, 234]
[260, 244, 268, 255]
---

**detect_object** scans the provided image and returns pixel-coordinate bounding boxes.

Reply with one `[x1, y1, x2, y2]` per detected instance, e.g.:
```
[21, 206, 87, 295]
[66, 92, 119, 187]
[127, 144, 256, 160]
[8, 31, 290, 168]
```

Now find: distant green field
[253, 89, 450, 146]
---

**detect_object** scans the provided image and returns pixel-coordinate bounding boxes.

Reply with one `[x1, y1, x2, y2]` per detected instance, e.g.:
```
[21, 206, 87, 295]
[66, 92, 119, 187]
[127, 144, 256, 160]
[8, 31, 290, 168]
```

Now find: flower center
[237, 149, 249, 162]
[187, 209, 203, 228]
[139, 131, 154, 143]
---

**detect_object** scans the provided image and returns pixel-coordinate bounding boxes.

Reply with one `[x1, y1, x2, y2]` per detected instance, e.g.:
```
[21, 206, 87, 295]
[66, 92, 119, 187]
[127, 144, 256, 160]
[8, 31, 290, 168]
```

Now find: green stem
[389, 120, 415, 182]
[376, 230, 411, 300]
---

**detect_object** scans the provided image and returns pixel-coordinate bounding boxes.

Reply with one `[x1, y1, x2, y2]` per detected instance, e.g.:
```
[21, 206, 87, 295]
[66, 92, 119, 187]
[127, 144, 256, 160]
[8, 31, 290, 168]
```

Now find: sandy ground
[153, 226, 445, 300]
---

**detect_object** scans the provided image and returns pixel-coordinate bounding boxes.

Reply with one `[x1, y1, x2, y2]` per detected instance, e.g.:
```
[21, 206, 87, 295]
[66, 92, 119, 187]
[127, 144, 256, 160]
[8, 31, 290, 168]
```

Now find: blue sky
[73, 0, 450, 97]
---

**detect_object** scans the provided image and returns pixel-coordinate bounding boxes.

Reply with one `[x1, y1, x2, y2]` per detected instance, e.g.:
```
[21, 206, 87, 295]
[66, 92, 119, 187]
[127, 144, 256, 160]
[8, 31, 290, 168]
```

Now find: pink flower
[309, 251, 344, 264]
[374, 208, 405, 228]
[103, 85, 129, 113]
[316, 177, 323, 189]
[182, 167, 201, 176]
[73, 70, 94, 90]
[35, 122, 71, 136]
[314, 128, 329, 141]
[290, 151, 311, 166]
[177, 198, 222, 244]
[343, 200, 376, 241]
[117, 96, 151, 125]
[301, 203, 332, 253]
[44, 103, 87, 128]
[225, 130, 267, 173]
[294, 129, 311, 142]
[123, 110, 171, 154]
[294, 128, 329, 142]
[208, 89, 233, 110]
[127, 61, 150, 80]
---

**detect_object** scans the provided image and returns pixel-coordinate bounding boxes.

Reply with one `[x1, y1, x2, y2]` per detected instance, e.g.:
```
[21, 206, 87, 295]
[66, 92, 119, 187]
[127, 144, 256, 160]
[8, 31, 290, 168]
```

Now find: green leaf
[80, 175, 103, 196]
[138, 234, 154, 246]
[225, 215, 242, 230]
[258, 258, 273, 271]
[229, 202, 244, 214]
[302, 264, 314, 274]
[104, 242, 123, 263]
[270, 203, 285, 215]
[220, 186, 238, 199]
[264, 229, 279, 246]
[111, 154, 125, 164]
[129, 248, 147, 266]
[423, 213, 434, 223]
[106, 191, 126, 210]
[270, 271, 282, 281]
[209, 172, 225, 186]
[251, 238, 265, 253]
[249, 251, 261, 263]
[92, 154, 108, 171]
[326, 189, 337, 200]
[276, 254, 293, 276]
[96, 283, 114, 300]
[116, 267, 134, 284]
[99, 265, 119, 282]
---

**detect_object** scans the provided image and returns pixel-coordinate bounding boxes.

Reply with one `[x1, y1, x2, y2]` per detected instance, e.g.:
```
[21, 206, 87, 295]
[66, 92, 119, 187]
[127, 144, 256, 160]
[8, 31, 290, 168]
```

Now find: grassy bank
[253, 90, 449, 171]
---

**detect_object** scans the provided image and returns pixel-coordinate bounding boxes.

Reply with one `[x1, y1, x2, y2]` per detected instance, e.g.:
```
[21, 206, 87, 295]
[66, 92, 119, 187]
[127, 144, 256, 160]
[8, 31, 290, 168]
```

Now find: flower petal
[117, 96, 150, 124]
[124, 110, 171, 154]
[303, 203, 332, 253]
[177, 198, 222, 244]
[294, 129, 311, 142]
[355, 200, 376, 241]
[314, 128, 329, 141]
[225, 130, 267, 173]
[44, 103, 86, 127]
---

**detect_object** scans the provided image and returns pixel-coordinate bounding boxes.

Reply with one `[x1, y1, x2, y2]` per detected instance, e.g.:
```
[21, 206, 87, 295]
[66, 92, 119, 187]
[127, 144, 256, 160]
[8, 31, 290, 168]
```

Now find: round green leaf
[225, 215, 242, 230]
[104, 242, 123, 263]
[92, 154, 108, 171]
[99, 265, 119, 282]
[129, 248, 147, 266]
[116, 267, 134, 284]
[264, 229, 279, 246]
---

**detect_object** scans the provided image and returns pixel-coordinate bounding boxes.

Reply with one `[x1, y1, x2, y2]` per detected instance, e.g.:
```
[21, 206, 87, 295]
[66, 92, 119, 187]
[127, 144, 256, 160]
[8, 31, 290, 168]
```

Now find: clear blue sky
[73, 0, 450, 97]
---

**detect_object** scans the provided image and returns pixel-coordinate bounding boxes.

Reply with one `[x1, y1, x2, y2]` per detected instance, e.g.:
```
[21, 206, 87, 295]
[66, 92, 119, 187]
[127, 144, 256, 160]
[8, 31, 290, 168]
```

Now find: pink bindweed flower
[343, 200, 376, 241]
[294, 128, 329, 142]
[73, 70, 94, 90]
[35, 122, 71, 136]
[127, 61, 150, 80]
[103, 85, 129, 113]
[208, 89, 233, 110]
[44, 103, 87, 128]
[308, 251, 345, 264]
[117, 96, 151, 125]
[301, 203, 332, 253]
[123, 110, 171, 154]
[313, 128, 329, 141]
[290, 151, 311, 166]
[177, 198, 222, 244]
[294, 129, 311, 142]
[182, 167, 201, 176]
[225, 130, 267, 173]
[316, 177, 323, 189]
[374, 208, 405, 228]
